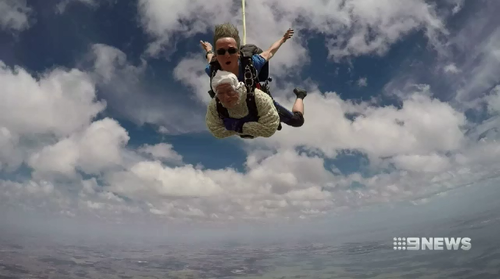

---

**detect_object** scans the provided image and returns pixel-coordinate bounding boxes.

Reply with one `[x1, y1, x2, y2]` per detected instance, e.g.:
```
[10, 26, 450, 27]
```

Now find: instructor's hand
[200, 40, 213, 52]
[283, 28, 294, 41]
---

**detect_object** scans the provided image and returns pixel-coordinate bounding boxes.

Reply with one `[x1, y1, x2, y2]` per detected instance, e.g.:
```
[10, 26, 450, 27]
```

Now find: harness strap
[208, 58, 220, 98]
[216, 100, 229, 118]
[241, 56, 257, 94]
[245, 92, 258, 120]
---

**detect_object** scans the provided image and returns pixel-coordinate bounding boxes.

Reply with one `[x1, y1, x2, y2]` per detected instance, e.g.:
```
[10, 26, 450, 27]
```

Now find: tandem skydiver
[200, 23, 307, 139]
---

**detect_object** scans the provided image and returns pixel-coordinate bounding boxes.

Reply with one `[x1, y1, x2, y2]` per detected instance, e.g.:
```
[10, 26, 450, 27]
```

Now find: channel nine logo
[393, 237, 471, 251]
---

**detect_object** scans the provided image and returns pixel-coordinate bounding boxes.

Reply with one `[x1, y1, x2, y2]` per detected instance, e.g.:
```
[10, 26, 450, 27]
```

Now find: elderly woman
[205, 70, 280, 139]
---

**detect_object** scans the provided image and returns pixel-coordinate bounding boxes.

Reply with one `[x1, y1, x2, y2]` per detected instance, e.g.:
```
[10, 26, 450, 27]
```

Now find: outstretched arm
[259, 28, 294, 61]
[241, 89, 280, 138]
[201, 40, 215, 77]
[206, 100, 239, 139]
[200, 40, 214, 63]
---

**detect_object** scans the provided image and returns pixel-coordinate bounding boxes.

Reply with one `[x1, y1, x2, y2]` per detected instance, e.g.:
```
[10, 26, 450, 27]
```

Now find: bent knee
[290, 112, 304, 127]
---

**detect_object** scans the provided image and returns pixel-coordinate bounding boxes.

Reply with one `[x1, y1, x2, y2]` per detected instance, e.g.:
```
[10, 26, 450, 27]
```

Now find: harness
[208, 44, 282, 137]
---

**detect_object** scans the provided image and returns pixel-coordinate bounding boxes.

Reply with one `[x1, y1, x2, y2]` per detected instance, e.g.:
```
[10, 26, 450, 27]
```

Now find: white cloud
[1, 148, 339, 221]
[1, 115, 499, 224]
[0, 0, 32, 32]
[137, 143, 184, 165]
[0, 127, 22, 172]
[106, 161, 225, 200]
[140, 0, 450, 80]
[454, 27, 500, 103]
[357, 77, 368, 87]
[161, 0, 455, 106]
[485, 85, 500, 115]
[443, 63, 460, 74]
[2, 94, 497, 223]
[172, 54, 211, 104]
[250, 87, 467, 160]
[88, 44, 206, 134]
[0, 61, 105, 137]
[391, 153, 451, 173]
[137, 0, 234, 56]
[377, 1, 500, 123]
[28, 118, 129, 178]
[318, 0, 447, 59]
[28, 138, 80, 177]
[91, 44, 146, 84]
[0, 60, 106, 172]
[390, 1, 498, 108]
[449, 0, 465, 15]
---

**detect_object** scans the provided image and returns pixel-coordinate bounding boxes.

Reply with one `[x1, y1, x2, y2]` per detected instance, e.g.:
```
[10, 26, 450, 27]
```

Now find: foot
[293, 88, 307, 99]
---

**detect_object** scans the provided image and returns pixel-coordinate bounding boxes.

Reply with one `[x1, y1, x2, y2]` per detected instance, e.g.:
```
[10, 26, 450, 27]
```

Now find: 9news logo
[393, 237, 472, 251]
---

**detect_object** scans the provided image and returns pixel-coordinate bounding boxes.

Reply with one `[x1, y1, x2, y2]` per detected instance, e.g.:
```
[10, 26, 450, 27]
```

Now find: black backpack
[207, 44, 281, 136]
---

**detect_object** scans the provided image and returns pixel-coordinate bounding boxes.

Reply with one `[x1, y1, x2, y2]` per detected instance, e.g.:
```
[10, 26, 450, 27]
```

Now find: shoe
[293, 88, 307, 99]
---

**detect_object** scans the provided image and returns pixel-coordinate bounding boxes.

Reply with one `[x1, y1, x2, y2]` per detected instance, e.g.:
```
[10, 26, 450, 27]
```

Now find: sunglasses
[216, 47, 238, 55]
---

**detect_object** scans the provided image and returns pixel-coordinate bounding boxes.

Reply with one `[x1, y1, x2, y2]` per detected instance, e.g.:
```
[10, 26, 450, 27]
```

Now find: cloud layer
[1, 0, 500, 225]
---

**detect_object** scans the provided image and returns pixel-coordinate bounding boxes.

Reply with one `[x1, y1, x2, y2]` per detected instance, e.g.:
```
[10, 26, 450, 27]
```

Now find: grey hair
[213, 22, 241, 48]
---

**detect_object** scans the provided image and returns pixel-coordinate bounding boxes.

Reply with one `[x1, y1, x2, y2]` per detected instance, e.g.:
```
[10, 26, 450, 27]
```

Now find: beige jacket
[205, 88, 280, 138]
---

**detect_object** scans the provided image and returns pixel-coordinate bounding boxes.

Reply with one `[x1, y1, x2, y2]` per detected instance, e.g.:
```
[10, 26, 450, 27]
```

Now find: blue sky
[1, 0, 500, 235]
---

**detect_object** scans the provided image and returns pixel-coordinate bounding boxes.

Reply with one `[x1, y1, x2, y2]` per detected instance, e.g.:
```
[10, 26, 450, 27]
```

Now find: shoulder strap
[208, 57, 220, 98]
[240, 55, 258, 94]
[246, 91, 258, 119]
[240, 44, 269, 82]
[216, 99, 229, 119]
[240, 54, 259, 120]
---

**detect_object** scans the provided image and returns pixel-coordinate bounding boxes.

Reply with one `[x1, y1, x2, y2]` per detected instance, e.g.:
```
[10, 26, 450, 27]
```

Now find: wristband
[205, 50, 213, 59]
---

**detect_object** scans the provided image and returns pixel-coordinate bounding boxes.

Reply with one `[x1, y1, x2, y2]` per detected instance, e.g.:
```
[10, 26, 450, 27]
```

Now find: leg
[271, 88, 307, 128]
[292, 88, 307, 115]
[273, 100, 305, 127]
[292, 98, 304, 114]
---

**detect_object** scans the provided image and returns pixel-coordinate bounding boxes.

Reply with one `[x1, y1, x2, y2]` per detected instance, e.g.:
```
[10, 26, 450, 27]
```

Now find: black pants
[273, 100, 304, 127]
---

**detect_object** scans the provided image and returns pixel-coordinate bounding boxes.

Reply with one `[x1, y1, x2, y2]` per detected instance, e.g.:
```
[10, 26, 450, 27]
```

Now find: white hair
[211, 70, 246, 103]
